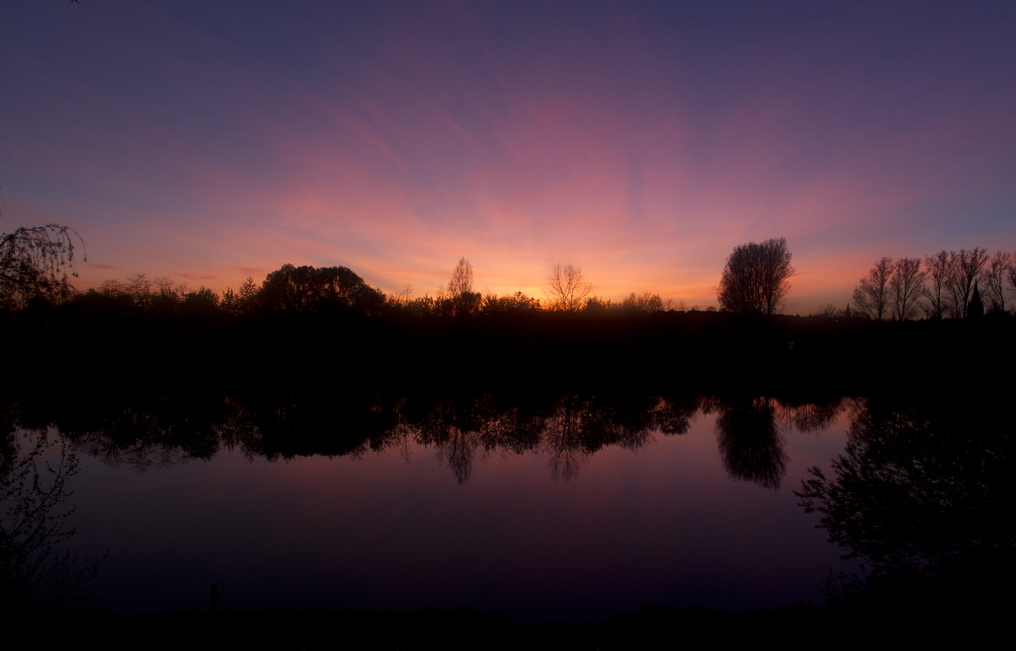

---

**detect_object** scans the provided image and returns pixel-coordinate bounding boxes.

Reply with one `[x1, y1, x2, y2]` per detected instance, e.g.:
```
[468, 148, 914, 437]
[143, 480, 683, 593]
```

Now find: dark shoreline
[8, 309, 1015, 396]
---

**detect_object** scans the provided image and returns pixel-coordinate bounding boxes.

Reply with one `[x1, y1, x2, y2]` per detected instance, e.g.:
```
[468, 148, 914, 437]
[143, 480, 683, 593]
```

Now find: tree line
[850, 248, 1014, 320]
[2, 223, 1015, 321]
[63, 262, 669, 319]
[0, 224, 762, 319]
[0, 227, 675, 319]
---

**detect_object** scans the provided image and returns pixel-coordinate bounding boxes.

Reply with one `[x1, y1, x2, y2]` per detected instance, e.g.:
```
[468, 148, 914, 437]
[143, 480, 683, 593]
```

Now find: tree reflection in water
[0, 389, 876, 615]
[704, 396, 843, 490]
[797, 395, 1016, 613]
[2, 389, 854, 487]
[0, 429, 102, 610]
[710, 397, 788, 490]
[10, 382, 1016, 622]
[9, 389, 860, 499]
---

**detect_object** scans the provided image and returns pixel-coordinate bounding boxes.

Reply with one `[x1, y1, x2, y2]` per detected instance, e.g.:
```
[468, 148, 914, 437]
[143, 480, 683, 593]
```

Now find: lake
[7, 391, 1010, 622]
[7, 395, 857, 622]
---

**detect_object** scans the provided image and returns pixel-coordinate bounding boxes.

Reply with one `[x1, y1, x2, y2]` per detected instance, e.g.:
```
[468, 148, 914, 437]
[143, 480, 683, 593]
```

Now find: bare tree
[443, 258, 480, 317]
[0, 224, 85, 310]
[447, 257, 473, 296]
[980, 251, 1011, 313]
[922, 251, 951, 319]
[547, 263, 592, 311]
[1007, 258, 1016, 310]
[852, 257, 893, 320]
[945, 248, 989, 318]
[717, 238, 794, 315]
[889, 257, 926, 321]
[99, 273, 188, 311]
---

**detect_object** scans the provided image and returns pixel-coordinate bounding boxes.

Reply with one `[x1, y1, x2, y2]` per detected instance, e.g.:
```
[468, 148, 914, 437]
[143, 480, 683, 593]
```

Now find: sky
[3, 1, 1015, 312]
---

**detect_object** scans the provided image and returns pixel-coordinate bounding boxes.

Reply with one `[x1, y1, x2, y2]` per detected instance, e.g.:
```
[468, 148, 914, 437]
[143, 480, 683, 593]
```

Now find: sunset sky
[3, 1, 1015, 312]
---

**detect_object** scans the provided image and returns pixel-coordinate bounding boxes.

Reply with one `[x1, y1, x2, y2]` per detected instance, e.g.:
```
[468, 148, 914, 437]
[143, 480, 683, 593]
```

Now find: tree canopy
[717, 238, 793, 315]
[258, 264, 385, 315]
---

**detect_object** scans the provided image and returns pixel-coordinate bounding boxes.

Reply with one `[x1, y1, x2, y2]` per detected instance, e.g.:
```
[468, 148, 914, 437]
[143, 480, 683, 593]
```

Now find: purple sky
[3, 1, 1015, 311]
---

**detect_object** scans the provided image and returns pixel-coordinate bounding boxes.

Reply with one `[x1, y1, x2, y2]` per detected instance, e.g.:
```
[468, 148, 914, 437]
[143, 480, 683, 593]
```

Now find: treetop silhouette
[717, 238, 793, 315]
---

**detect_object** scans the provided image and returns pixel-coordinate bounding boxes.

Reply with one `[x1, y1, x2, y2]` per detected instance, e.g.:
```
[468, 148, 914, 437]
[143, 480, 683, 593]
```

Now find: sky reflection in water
[60, 406, 854, 622]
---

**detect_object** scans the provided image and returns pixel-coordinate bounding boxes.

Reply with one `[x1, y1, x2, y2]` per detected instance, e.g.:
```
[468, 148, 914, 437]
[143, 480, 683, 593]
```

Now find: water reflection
[709, 397, 789, 490]
[0, 430, 102, 610]
[704, 396, 845, 490]
[27, 391, 806, 485]
[29, 392, 846, 618]
[7, 387, 1008, 618]
[797, 395, 1016, 613]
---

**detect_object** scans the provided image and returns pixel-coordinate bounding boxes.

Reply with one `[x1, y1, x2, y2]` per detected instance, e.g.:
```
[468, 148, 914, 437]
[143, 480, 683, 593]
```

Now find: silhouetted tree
[219, 288, 238, 315]
[448, 257, 473, 295]
[181, 287, 219, 316]
[385, 283, 414, 310]
[1007, 257, 1016, 308]
[258, 264, 384, 315]
[852, 257, 893, 320]
[97, 273, 187, 313]
[717, 238, 793, 315]
[0, 225, 84, 310]
[582, 296, 612, 313]
[221, 276, 259, 316]
[546, 263, 592, 311]
[922, 250, 951, 319]
[980, 251, 1011, 313]
[480, 291, 540, 315]
[945, 248, 988, 319]
[889, 257, 925, 321]
[621, 291, 663, 313]
[444, 258, 480, 317]
[403, 294, 438, 317]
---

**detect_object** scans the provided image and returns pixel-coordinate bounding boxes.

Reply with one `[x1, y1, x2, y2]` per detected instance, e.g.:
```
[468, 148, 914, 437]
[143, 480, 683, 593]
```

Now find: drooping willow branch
[0, 224, 86, 309]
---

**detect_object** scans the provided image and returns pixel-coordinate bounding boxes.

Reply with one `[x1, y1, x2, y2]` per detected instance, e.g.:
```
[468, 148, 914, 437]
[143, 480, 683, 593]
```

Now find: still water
[50, 398, 857, 622]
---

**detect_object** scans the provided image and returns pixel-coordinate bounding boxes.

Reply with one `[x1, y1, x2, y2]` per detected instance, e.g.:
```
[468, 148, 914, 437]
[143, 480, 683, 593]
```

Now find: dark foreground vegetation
[2, 225, 1014, 395]
[6, 296, 1015, 397]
